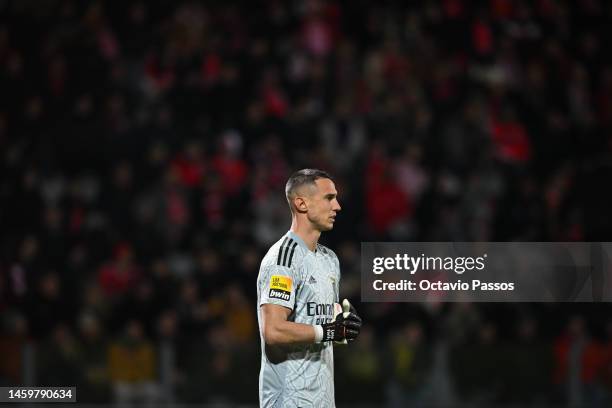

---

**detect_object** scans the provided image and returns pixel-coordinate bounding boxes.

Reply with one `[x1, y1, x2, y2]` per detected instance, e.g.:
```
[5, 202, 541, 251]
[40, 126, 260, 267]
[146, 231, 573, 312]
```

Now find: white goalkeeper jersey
[257, 231, 341, 408]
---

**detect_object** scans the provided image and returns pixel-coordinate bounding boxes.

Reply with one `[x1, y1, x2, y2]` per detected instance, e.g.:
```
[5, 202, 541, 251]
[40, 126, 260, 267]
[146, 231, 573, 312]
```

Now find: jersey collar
[287, 231, 314, 253]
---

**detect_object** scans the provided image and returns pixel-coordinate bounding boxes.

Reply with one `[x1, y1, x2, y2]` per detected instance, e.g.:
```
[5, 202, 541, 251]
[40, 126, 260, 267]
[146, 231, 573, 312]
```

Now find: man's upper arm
[259, 263, 299, 310]
[259, 269, 302, 345]
[261, 303, 292, 328]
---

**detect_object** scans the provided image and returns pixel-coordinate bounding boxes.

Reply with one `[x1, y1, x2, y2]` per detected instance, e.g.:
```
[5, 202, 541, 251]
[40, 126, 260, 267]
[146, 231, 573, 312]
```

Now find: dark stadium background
[1, 0, 612, 406]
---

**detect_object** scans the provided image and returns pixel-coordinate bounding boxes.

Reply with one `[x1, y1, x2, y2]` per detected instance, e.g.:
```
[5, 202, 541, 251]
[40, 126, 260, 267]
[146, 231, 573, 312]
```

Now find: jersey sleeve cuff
[313, 325, 324, 343]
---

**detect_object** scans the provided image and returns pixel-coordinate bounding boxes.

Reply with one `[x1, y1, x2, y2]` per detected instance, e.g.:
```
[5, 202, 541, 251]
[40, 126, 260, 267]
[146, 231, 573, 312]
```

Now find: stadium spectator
[386, 321, 432, 407]
[97, 243, 141, 299]
[602, 321, 612, 405]
[0, 313, 27, 385]
[77, 313, 111, 403]
[553, 316, 605, 406]
[505, 317, 554, 403]
[337, 326, 384, 404]
[37, 324, 81, 387]
[450, 322, 505, 404]
[108, 320, 158, 405]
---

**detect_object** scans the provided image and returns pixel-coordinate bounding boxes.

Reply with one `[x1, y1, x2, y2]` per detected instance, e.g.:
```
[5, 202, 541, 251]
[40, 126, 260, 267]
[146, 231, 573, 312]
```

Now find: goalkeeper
[256, 169, 363, 408]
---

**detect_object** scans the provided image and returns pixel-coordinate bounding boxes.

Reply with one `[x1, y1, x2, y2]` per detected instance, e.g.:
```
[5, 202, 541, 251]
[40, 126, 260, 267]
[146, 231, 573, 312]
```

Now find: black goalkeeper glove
[320, 299, 362, 343]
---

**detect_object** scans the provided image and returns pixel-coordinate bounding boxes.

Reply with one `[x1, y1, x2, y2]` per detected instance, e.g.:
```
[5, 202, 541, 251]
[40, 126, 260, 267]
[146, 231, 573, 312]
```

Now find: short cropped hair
[285, 169, 333, 210]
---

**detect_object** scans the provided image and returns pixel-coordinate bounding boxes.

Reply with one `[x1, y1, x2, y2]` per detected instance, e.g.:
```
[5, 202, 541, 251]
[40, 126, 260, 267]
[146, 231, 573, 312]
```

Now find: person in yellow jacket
[108, 320, 159, 405]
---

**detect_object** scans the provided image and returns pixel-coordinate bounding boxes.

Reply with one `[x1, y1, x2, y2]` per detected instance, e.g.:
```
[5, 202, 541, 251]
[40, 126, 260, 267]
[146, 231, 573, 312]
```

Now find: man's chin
[314, 223, 333, 232]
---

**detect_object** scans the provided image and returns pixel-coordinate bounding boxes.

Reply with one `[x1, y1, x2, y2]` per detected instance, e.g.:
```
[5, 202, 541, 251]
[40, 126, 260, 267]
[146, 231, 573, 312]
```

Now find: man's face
[304, 178, 341, 231]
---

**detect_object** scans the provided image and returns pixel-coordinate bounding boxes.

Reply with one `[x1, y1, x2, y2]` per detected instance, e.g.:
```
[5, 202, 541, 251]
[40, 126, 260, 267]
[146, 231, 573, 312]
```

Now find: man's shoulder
[261, 235, 308, 270]
[316, 243, 338, 260]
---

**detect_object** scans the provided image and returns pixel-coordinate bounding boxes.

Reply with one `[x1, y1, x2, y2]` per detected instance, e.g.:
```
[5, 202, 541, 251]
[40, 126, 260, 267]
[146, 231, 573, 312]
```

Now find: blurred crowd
[1, 0, 612, 405]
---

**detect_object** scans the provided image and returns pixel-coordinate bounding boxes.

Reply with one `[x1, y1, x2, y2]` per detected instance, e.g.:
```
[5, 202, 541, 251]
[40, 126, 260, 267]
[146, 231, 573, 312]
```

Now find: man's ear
[294, 196, 308, 213]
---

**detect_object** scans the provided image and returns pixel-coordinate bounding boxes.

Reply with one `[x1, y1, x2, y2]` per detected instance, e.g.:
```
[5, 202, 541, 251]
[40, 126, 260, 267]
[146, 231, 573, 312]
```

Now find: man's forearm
[263, 320, 321, 345]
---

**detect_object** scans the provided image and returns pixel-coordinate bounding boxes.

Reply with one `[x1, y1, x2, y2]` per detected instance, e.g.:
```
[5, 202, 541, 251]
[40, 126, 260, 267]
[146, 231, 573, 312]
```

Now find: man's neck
[290, 219, 320, 252]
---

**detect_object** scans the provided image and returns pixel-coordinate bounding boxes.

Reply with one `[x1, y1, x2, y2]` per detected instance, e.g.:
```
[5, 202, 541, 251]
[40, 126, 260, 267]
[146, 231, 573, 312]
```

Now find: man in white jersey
[257, 169, 362, 408]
